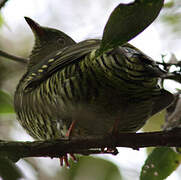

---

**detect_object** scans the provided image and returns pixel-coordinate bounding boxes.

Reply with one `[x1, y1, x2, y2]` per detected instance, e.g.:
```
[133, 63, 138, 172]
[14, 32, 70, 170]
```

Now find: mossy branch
[1, 129, 181, 162]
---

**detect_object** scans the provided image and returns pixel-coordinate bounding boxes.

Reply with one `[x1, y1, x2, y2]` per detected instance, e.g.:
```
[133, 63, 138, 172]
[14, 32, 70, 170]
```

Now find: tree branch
[0, 50, 28, 64]
[162, 72, 181, 84]
[0, 0, 9, 9]
[1, 129, 181, 162]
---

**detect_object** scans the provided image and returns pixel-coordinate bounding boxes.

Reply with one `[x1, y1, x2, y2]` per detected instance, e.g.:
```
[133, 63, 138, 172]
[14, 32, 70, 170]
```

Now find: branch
[0, 50, 28, 64]
[157, 62, 181, 67]
[161, 72, 181, 84]
[1, 129, 181, 162]
[0, 0, 9, 9]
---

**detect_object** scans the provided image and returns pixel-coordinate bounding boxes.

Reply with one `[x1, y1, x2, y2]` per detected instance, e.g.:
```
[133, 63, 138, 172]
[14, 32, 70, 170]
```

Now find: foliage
[0, 90, 14, 114]
[0, 14, 3, 28]
[99, 0, 164, 54]
[140, 148, 181, 180]
[0, 157, 22, 180]
[161, 0, 181, 35]
[59, 156, 122, 180]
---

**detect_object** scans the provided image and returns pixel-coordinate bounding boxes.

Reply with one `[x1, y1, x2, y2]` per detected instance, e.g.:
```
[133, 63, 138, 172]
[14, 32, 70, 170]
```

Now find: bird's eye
[57, 38, 65, 46]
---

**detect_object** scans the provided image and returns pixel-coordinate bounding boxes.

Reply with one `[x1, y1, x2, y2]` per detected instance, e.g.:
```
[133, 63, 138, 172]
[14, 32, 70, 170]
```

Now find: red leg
[59, 155, 69, 167]
[66, 119, 77, 137]
[69, 153, 77, 162]
[59, 120, 77, 167]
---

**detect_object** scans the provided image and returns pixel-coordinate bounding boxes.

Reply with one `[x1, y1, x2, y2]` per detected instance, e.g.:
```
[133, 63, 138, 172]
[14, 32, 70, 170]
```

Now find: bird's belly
[16, 87, 154, 140]
[116, 100, 153, 132]
[16, 70, 155, 140]
[58, 94, 153, 137]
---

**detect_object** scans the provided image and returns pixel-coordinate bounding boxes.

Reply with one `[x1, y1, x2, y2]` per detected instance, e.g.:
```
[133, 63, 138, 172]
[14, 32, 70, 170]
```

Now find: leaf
[143, 110, 165, 132]
[0, 157, 23, 180]
[99, 0, 164, 54]
[140, 147, 181, 180]
[57, 156, 122, 180]
[164, 1, 174, 8]
[0, 90, 14, 114]
[0, 14, 3, 28]
[142, 110, 165, 154]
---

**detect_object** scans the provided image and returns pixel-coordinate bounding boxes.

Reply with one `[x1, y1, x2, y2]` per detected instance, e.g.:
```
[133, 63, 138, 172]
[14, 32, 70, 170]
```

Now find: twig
[157, 62, 181, 68]
[0, 0, 9, 9]
[1, 129, 181, 162]
[161, 72, 181, 84]
[0, 50, 28, 64]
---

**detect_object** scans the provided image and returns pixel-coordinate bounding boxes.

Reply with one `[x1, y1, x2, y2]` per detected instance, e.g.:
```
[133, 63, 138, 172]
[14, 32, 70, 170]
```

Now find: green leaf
[140, 147, 181, 180]
[0, 90, 14, 114]
[143, 110, 165, 132]
[0, 157, 23, 180]
[0, 14, 3, 28]
[58, 156, 122, 180]
[99, 0, 164, 54]
[164, 1, 174, 8]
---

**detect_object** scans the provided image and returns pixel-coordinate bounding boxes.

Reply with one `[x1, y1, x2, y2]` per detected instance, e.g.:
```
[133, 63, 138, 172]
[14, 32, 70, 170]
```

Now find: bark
[0, 129, 181, 162]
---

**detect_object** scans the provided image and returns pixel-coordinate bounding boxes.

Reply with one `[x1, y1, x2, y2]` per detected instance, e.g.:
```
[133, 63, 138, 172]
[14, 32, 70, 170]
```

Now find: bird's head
[25, 17, 76, 68]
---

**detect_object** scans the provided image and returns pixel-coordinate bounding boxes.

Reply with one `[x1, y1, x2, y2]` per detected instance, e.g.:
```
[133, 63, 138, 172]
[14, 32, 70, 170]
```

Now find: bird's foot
[101, 147, 119, 155]
[59, 153, 77, 167]
[100, 118, 120, 156]
[59, 120, 78, 167]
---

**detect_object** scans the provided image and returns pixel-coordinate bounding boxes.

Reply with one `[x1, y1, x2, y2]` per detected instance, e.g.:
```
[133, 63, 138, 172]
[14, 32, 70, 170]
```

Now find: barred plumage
[12, 0, 171, 166]
[14, 36, 173, 140]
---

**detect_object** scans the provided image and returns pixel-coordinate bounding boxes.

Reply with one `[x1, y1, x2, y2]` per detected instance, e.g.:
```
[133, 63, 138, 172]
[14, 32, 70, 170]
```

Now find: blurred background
[0, 0, 181, 179]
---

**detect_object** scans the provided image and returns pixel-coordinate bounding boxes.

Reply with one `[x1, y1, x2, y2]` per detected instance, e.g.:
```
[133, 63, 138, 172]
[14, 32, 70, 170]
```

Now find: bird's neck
[28, 42, 56, 69]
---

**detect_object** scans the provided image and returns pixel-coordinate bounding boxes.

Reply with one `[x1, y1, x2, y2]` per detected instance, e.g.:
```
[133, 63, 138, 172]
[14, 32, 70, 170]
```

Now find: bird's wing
[25, 39, 101, 89]
[47, 39, 101, 73]
[121, 43, 166, 77]
[121, 44, 174, 113]
[151, 89, 174, 116]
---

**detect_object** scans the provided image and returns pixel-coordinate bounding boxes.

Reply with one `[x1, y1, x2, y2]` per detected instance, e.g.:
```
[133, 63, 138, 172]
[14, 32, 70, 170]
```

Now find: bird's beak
[24, 17, 44, 38]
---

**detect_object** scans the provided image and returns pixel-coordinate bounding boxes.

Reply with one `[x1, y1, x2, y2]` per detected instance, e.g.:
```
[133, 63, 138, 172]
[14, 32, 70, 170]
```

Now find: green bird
[14, 16, 173, 166]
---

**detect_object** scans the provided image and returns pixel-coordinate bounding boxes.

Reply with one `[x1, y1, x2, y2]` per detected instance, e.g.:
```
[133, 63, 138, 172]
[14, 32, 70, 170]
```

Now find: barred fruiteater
[14, 18, 174, 166]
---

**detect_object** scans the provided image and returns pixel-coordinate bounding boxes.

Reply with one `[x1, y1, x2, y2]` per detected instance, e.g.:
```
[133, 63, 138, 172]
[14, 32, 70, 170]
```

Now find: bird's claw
[59, 153, 77, 167]
[101, 147, 119, 155]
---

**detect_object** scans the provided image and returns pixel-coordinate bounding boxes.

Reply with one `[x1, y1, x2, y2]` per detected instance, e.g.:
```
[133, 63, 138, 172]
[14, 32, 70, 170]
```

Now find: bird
[24, 17, 76, 69]
[14, 17, 174, 167]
